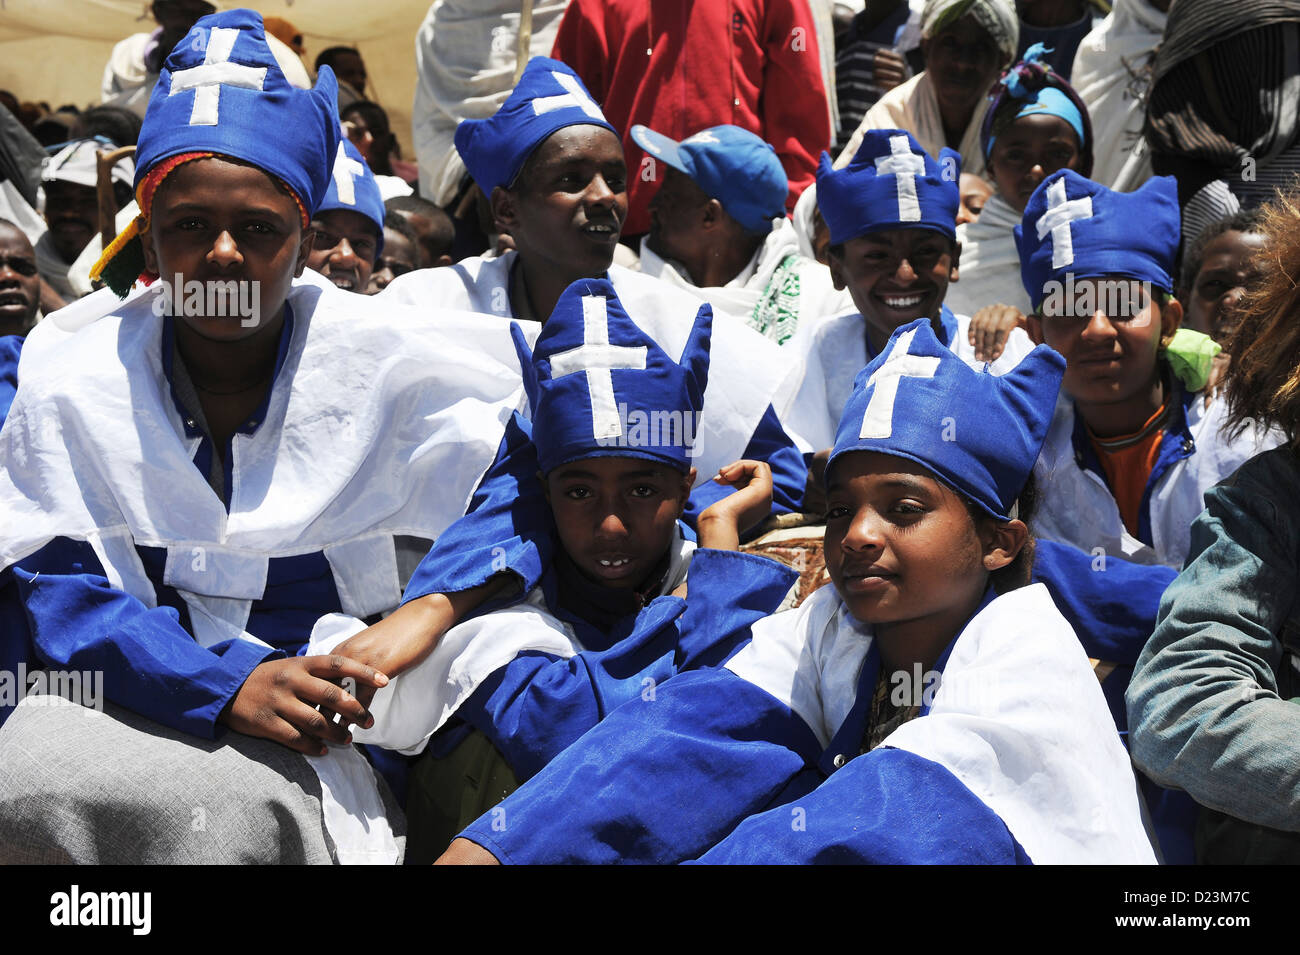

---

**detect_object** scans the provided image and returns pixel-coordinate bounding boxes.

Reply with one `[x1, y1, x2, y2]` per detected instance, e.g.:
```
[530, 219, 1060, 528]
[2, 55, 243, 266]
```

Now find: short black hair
[73, 105, 143, 148]
[1177, 208, 1265, 300]
[382, 209, 420, 254]
[961, 472, 1038, 595]
[315, 46, 361, 73]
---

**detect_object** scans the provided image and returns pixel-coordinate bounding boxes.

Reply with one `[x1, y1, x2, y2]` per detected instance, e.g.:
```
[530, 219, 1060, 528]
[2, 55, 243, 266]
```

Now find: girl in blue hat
[437, 319, 1157, 865]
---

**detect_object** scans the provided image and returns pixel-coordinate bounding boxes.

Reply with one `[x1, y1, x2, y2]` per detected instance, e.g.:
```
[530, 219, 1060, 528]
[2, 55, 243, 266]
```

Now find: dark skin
[141, 156, 405, 755]
[824, 451, 1023, 676]
[366, 226, 419, 294]
[437, 456, 772, 866]
[921, 16, 1004, 149]
[987, 113, 1082, 214]
[42, 180, 101, 264]
[646, 167, 764, 288]
[491, 125, 627, 324]
[1015, 0, 1087, 27]
[0, 222, 42, 336]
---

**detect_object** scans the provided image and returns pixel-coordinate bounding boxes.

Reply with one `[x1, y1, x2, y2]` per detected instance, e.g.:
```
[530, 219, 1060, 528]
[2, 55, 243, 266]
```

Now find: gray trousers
[0, 694, 404, 864]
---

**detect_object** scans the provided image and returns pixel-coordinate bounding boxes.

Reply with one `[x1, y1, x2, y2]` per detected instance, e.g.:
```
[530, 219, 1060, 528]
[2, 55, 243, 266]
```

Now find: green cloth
[1163, 328, 1222, 393]
[404, 728, 520, 864]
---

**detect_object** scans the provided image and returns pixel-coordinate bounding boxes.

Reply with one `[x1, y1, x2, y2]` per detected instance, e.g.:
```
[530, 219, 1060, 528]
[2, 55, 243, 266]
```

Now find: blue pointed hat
[817, 129, 961, 245]
[455, 56, 618, 195]
[1015, 170, 1180, 310]
[134, 8, 340, 214]
[827, 319, 1065, 520]
[315, 138, 386, 257]
[509, 278, 712, 474]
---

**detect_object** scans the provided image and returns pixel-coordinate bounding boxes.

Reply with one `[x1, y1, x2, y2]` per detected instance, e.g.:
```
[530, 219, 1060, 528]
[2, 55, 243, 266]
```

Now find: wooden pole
[96, 144, 136, 248]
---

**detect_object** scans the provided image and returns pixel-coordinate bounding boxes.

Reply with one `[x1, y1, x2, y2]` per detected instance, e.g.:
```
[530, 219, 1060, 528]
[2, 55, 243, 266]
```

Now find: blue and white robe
[1033, 387, 1283, 568]
[311, 529, 797, 781]
[381, 251, 809, 521]
[0, 334, 19, 426]
[0, 277, 527, 859]
[781, 304, 1036, 452]
[456, 582, 1158, 864]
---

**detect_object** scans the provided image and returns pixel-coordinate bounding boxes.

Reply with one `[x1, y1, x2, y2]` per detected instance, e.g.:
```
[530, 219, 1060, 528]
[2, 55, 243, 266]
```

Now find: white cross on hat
[532, 71, 606, 121]
[331, 142, 364, 205]
[874, 134, 926, 222]
[169, 26, 267, 126]
[1036, 177, 1094, 270]
[548, 295, 648, 440]
[859, 326, 941, 439]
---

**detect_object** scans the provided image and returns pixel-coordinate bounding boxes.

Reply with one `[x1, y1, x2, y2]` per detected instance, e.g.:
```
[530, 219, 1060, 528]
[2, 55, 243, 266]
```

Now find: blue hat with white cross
[456, 56, 618, 195]
[817, 129, 961, 245]
[133, 7, 340, 215]
[1015, 170, 1180, 310]
[509, 277, 712, 475]
[315, 138, 386, 257]
[826, 318, 1064, 520]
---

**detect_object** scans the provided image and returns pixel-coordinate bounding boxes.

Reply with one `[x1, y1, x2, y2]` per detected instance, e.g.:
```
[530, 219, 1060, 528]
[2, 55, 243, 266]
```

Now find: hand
[435, 838, 502, 865]
[334, 577, 515, 709]
[697, 460, 773, 550]
[220, 654, 389, 756]
[872, 49, 908, 92]
[968, 304, 1026, 363]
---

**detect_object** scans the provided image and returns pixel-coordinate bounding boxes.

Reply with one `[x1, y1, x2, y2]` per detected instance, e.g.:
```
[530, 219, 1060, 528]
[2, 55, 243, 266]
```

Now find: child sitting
[784, 128, 1035, 457]
[312, 278, 798, 860]
[438, 317, 1157, 864]
[1016, 170, 1280, 568]
[949, 44, 1092, 338]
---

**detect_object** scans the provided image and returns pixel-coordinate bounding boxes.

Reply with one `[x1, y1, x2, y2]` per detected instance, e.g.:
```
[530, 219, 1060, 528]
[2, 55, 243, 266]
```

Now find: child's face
[1029, 277, 1181, 408]
[988, 113, 1081, 213]
[142, 156, 311, 340]
[1184, 229, 1265, 342]
[544, 456, 693, 590]
[306, 209, 380, 293]
[494, 125, 628, 287]
[829, 229, 959, 346]
[823, 452, 999, 631]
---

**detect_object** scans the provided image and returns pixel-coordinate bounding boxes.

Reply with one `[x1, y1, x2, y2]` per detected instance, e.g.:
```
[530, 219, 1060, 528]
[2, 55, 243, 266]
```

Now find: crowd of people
[0, 0, 1297, 866]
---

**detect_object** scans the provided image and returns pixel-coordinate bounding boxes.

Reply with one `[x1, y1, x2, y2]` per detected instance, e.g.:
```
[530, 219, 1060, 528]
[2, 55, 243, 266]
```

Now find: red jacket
[552, 0, 831, 236]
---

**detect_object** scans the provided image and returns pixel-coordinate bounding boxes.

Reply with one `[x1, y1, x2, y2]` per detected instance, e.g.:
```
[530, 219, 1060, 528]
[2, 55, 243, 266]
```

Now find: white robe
[835, 71, 989, 179]
[1, 277, 527, 862]
[636, 219, 851, 346]
[780, 308, 1035, 451]
[726, 581, 1158, 863]
[380, 252, 803, 487]
[947, 193, 1033, 317]
[1070, 0, 1167, 193]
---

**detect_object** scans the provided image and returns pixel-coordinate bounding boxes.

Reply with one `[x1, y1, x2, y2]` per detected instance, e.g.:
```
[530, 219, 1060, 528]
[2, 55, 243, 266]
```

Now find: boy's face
[42, 180, 100, 264]
[494, 125, 627, 284]
[142, 156, 312, 341]
[366, 226, 418, 294]
[1028, 276, 1181, 407]
[647, 167, 711, 264]
[824, 452, 998, 631]
[987, 113, 1081, 213]
[829, 229, 959, 344]
[1185, 229, 1265, 342]
[544, 456, 693, 591]
[0, 223, 41, 336]
[307, 209, 380, 293]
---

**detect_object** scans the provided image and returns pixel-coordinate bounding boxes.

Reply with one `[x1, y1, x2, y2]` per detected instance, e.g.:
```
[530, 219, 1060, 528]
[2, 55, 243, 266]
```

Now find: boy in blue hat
[313, 278, 797, 859]
[305, 138, 386, 293]
[784, 128, 1035, 454]
[0, 9, 526, 863]
[1016, 169, 1281, 569]
[631, 123, 849, 346]
[438, 319, 1156, 864]
[383, 56, 808, 527]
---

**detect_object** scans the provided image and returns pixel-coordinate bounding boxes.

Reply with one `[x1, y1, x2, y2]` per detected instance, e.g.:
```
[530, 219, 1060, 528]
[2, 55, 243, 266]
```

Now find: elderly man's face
[647, 167, 711, 265]
[922, 16, 1003, 125]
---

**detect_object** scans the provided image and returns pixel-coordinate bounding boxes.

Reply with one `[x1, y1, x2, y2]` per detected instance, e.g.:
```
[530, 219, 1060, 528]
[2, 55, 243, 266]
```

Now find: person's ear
[139, 220, 158, 274]
[828, 249, 847, 291]
[490, 185, 518, 235]
[435, 253, 454, 267]
[949, 239, 961, 284]
[678, 466, 697, 514]
[1025, 311, 1045, 345]
[981, 517, 1028, 572]
[701, 198, 723, 231]
[1159, 295, 1184, 344]
[294, 224, 316, 277]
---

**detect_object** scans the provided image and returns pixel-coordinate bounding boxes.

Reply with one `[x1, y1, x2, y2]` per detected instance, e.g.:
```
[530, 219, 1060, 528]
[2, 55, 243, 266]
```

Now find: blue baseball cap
[631, 124, 788, 233]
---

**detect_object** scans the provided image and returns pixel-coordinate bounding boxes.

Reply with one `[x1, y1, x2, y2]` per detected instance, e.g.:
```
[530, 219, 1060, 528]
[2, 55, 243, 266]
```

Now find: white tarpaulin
[0, 0, 432, 158]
